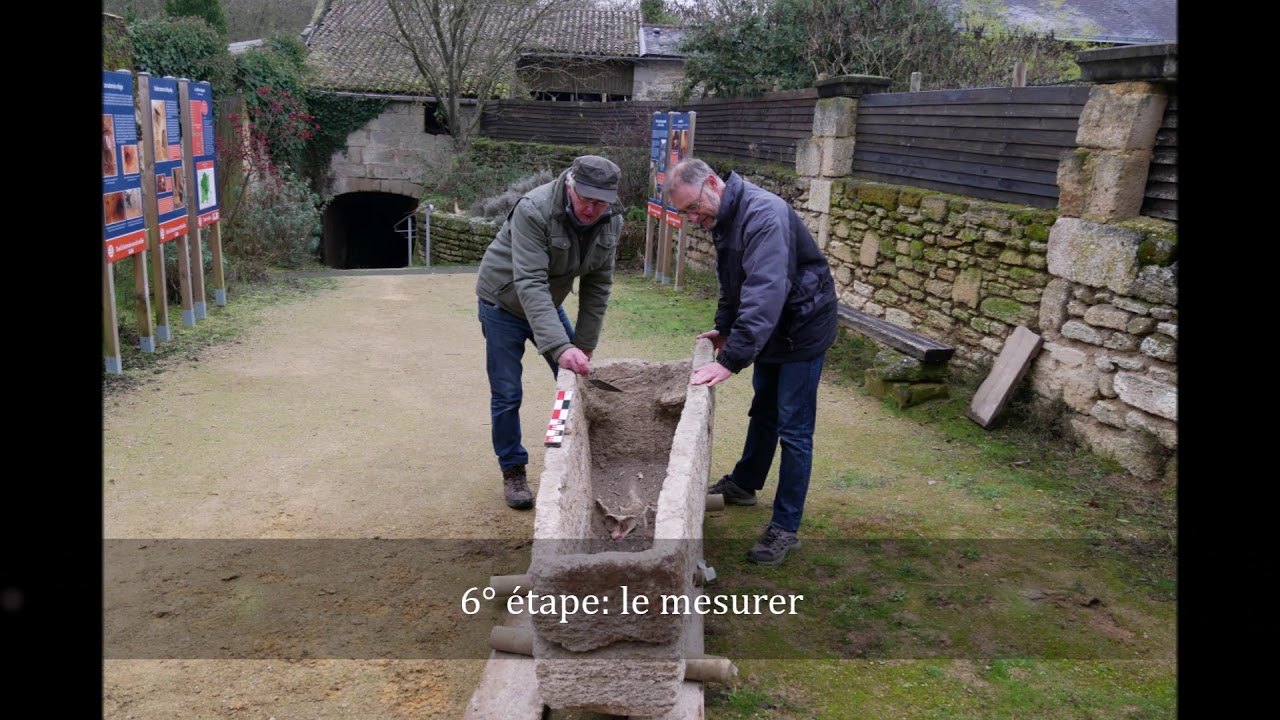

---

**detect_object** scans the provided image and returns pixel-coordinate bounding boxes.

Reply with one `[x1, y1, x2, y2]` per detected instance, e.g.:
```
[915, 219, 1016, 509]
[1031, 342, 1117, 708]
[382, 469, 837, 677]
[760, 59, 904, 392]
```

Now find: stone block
[1140, 334, 1176, 362]
[821, 137, 856, 177]
[813, 96, 858, 137]
[1083, 149, 1153, 222]
[807, 179, 833, 213]
[1113, 371, 1176, 421]
[796, 138, 822, 176]
[1047, 218, 1142, 295]
[1076, 82, 1169, 151]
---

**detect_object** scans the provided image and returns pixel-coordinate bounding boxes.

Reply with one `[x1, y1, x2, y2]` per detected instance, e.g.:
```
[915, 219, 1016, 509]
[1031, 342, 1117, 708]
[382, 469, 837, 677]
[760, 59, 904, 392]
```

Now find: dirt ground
[104, 273, 555, 718]
[104, 273, 763, 719]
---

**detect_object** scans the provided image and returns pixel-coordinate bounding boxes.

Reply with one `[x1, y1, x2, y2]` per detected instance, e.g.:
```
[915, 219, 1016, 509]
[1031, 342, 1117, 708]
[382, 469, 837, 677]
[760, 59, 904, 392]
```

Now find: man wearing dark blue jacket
[667, 158, 839, 565]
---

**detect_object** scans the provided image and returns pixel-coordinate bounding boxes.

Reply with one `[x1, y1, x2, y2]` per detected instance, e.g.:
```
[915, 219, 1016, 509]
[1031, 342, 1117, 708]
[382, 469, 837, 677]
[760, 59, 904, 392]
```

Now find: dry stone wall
[678, 59, 1177, 483]
[425, 212, 498, 265]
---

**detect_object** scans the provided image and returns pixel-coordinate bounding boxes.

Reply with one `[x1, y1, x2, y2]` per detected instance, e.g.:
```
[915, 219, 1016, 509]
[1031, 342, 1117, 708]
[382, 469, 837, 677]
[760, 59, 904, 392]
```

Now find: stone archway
[321, 190, 422, 269]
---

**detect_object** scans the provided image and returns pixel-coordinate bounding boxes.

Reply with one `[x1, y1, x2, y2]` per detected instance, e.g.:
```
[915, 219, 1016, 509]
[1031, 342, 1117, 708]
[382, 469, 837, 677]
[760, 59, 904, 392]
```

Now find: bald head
[667, 158, 715, 193]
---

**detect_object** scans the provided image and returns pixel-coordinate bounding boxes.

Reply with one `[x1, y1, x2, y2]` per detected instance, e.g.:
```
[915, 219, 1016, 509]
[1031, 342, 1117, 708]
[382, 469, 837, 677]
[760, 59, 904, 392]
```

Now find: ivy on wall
[302, 90, 388, 193]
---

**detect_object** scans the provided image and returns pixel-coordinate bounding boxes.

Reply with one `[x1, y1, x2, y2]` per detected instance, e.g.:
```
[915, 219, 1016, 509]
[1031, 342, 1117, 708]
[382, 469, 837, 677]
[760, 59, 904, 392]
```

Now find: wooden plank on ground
[463, 607, 546, 720]
[966, 325, 1044, 429]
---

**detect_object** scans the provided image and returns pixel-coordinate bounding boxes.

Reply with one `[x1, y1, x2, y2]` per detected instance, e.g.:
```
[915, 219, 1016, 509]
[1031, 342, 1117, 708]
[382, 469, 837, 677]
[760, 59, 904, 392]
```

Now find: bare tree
[385, 0, 588, 147]
[793, 0, 956, 83]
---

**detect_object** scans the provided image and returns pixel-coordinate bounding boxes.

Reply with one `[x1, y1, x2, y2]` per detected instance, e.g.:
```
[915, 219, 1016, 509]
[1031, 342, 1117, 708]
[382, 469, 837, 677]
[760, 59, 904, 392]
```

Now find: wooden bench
[836, 303, 954, 363]
[836, 303, 954, 408]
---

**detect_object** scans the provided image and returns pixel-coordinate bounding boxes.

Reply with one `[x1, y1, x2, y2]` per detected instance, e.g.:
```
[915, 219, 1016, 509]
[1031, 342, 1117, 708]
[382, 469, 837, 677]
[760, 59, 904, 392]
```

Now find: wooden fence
[676, 88, 817, 165]
[1141, 90, 1177, 221]
[479, 84, 1177, 219]
[479, 88, 817, 165]
[850, 86, 1091, 209]
[480, 99, 662, 146]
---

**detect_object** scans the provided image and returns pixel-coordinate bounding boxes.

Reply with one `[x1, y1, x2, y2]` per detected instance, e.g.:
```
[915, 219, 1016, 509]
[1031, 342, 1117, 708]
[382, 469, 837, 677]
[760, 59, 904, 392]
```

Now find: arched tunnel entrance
[322, 192, 419, 269]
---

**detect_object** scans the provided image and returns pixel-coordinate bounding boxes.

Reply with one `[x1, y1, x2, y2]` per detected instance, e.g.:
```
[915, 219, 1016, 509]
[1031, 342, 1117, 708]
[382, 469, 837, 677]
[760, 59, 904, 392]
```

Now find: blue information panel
[647, 113, 670, 219]
[148, 77, 189, 243]
[189, 81, 220, 227]
[664, 112, 692, 228]
[103, 71, 146, 263]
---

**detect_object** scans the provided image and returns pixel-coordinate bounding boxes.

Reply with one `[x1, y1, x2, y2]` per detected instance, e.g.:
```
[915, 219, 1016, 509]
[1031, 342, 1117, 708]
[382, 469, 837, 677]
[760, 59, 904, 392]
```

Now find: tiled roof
[640, 23, 685, 58]
[522, 9, 641, 57]
[306, 0, 643, 95]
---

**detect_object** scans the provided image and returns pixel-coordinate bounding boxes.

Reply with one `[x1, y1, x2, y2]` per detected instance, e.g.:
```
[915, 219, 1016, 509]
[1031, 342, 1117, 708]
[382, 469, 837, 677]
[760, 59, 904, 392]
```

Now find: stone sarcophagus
[529, 339, 715, 716]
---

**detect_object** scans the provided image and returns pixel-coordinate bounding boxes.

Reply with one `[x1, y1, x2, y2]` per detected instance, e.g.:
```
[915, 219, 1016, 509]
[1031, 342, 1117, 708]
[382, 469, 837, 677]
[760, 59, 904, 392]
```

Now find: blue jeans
[477, 299, 574, 471]
[727, 354, 826, 533]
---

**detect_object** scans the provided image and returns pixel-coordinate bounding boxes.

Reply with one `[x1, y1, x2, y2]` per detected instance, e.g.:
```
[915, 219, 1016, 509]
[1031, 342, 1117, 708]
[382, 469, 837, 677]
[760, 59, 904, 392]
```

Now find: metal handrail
[393, 204, 435, 269]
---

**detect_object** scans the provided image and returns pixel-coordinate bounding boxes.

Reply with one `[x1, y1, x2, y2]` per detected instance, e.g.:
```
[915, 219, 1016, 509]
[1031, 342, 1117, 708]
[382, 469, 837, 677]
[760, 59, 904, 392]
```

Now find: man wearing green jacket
[474, 155, 624, 509]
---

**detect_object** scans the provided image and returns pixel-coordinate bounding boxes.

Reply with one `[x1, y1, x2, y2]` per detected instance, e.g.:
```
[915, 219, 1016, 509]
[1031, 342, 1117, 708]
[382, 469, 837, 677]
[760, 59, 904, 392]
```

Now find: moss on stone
[920, 197, 949, 222]
[874, 288, 901, 304]
[899, 187, 925, 208]
[859, 184, 900, 211]
[910, 240, 925, 258]
[978, 213, 1011, 230]
[1138, 239, 1177, 266]
[998, 249, 1025, 265]
[1117, 216, 1176, 242]
[1013, 209, 1058, 226]
[1009, 267, 1049, 287]
[1024, 224, 1051, 243]
[981, 297, 1037, 326]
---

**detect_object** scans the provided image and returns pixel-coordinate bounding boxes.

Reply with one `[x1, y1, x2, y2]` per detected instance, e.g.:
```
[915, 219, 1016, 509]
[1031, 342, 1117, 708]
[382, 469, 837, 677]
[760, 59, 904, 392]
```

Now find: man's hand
[690, 361, 732, 387]
[697, 330, 728, 352]
[558, 347, 591, 376]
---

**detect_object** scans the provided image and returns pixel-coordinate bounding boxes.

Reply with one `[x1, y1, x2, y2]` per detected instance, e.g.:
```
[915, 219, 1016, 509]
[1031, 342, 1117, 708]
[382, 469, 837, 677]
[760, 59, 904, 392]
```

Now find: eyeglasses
[569, 181, 610, 212]
[674, 177, 711, 218]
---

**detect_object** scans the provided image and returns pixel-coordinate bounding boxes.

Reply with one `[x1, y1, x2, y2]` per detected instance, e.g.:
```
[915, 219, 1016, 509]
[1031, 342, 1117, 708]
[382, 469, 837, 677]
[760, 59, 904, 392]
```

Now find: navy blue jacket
[711, 172, 839, 372]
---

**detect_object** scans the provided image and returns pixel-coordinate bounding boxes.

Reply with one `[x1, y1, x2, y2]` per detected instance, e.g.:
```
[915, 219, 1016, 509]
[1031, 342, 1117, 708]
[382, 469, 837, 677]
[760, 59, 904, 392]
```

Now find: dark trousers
[477, 298, 573, 470]
[728, 353, 826, 533]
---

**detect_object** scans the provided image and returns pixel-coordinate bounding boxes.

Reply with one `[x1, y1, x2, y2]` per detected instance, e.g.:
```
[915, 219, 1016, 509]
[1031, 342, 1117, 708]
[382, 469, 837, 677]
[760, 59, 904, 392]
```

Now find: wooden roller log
[489, 625, 534, 656]
[684, 655, 738, 684]
[489, 574, 531, 596]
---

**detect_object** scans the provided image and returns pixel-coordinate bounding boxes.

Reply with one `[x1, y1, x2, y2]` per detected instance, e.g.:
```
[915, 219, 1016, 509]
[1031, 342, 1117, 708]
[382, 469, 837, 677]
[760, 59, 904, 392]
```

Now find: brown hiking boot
[502, 465, 534, 509]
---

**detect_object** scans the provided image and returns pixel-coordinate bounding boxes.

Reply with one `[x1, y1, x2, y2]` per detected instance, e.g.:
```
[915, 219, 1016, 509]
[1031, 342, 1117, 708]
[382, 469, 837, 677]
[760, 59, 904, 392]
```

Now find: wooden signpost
[102, 70, 226, 372]
[645, 111, 696, 288]
[103, 69, 153, 372]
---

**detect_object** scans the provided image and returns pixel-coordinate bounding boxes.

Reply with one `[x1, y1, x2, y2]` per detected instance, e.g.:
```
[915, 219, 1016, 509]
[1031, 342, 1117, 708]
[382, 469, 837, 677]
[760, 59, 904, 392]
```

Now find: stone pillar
[796, 75, 891, 251]
[1039, 44, 1178, 482]
[1057, 44, 1175, 223]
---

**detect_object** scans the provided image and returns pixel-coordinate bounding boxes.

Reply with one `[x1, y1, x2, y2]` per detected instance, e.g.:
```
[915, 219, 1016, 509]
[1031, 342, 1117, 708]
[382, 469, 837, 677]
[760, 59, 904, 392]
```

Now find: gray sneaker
[502, 465, 534, 510]
[747, 524, 800, 565]
[707, 475, 757, 506]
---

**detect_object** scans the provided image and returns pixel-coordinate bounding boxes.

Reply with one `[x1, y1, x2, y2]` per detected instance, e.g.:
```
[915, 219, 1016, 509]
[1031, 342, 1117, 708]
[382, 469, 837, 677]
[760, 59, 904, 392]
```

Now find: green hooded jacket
[474, 169, 622, 361]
